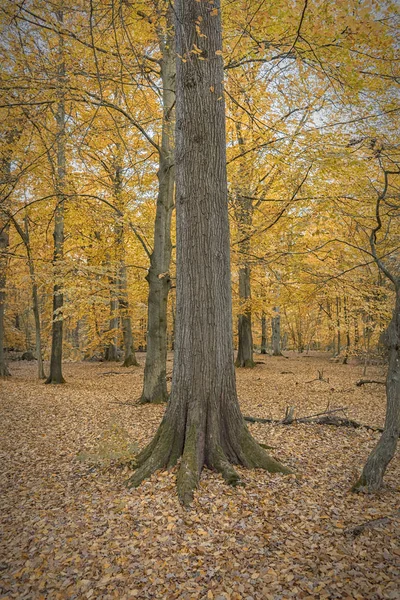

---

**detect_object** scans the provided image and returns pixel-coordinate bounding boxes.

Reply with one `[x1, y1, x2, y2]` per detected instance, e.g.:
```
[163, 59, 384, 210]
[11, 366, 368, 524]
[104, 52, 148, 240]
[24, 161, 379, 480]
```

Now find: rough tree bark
[128, 0, 292, 505]
[139, 3, 175, 403]
[353, 167, 400, 492]
[46, 8, 66, 384]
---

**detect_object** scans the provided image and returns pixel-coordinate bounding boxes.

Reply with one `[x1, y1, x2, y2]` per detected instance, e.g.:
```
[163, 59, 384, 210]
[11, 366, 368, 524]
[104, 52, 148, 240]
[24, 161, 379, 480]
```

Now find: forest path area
[1, 354, 399, 600]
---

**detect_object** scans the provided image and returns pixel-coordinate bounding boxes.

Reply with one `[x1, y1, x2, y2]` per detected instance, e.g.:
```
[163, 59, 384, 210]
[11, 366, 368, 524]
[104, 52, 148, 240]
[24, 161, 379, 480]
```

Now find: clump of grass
[77, 422, 138, 469]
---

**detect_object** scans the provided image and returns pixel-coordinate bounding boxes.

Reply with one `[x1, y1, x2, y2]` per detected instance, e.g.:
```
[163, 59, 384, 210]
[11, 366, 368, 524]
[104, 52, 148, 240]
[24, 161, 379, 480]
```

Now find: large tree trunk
[46, 8, 65, 384]
[128, 0, 291, 505]
[271, 306, 282, 356]
[139, 5, 175, 403]
[353, 290, 400, 492]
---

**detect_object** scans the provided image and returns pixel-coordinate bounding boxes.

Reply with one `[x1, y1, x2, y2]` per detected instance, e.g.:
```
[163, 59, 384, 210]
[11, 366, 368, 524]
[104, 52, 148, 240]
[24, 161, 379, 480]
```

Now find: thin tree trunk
[0, 221, 10, 377]
[24, 217, 46, 379]
[343, 296, 351, 364]
[335, 296, 341, 357]
[128, 0, 291, 505]
[104, 279, 119, 361]
[235, 263, 254, 367]
[261, 311, 267, 354]
[353, 290, 400, 492]
[139, 4, 175, 403]
[353, 168, 400, 492]
[46, 8, 66, 384]
[0, 121, 23, 377]
[234, 125, 254, 368]
[112, 143, 138, 368]
[118, 260, 138, 367]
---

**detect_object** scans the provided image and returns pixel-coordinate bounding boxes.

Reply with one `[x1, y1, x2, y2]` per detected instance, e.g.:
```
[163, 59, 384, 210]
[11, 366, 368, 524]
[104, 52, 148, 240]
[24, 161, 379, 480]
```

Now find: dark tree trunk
[139, 4, 175, 404]
[46, 9, 66, 384]
[128, 0, 291, 505]
[271, 306, 282, 356]
[261, 311, 267, 354]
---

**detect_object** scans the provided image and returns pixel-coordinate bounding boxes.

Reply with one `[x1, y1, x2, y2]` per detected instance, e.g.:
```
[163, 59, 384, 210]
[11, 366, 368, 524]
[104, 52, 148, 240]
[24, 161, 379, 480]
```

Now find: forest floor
[1, 352, 399, 600]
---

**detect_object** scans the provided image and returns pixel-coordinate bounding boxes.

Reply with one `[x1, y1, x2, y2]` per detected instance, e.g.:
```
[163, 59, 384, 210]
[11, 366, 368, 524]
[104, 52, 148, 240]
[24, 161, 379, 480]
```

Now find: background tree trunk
[0, 122, 23, 377]
[128, 0, 291, 505]
[271, 306, 282, 356]
[118, 260, 138, 367]
[139, 4, 175, 403]
[104, 278, 119, 362]
[112, 145, 138, 368]
[234, 125, 254, 368]
[46, 8, 66, 384]
[261, 311, 267, 354]
[23, 216, 46, 379]
[0, 221, 10, 377]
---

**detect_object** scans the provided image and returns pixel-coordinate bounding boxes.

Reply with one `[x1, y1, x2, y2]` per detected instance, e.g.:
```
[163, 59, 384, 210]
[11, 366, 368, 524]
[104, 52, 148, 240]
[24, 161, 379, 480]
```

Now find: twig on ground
[305, 369, 330, 384]
[345, 511, 400, 536]
[356, 379, 385, 387]
[243, 406, 385, 432]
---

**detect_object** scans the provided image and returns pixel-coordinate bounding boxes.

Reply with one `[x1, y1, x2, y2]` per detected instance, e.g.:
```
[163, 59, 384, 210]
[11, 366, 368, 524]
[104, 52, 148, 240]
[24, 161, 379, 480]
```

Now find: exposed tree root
[45, 376, 66, 384]
[122, 355, 139, 367]
[126, 416, 292, 507]
[235, 358, 255, 368]
[0, 365, 11, 378]
[137, 394, 167, 405]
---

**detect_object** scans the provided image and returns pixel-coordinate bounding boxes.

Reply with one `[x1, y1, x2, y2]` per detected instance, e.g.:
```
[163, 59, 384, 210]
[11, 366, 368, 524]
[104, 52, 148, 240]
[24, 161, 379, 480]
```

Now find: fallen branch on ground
[356, 379, 385, 387]
[305, 369, 330, 384]
[244, 406, 384, 432]
[100, 371, 136, 376]
[345, 510, 400, 536]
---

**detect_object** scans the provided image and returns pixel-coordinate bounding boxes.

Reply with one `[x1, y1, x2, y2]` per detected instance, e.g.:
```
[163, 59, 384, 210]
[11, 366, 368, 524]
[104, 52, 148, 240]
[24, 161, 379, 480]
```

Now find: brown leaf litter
[0, 352, 399, 599]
